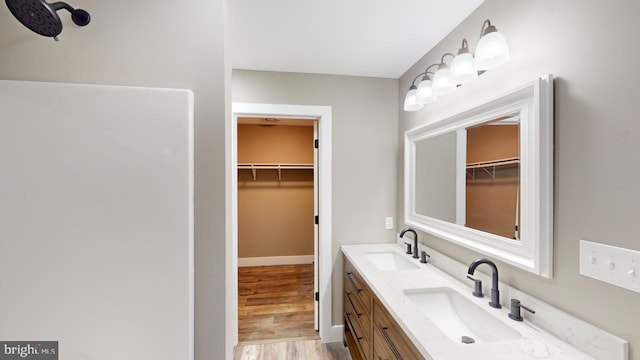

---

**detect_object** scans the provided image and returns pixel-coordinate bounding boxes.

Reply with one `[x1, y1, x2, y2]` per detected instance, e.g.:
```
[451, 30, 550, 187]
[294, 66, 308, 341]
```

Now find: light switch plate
[385, 217, 393, 230]
[579, 240, 640, 293]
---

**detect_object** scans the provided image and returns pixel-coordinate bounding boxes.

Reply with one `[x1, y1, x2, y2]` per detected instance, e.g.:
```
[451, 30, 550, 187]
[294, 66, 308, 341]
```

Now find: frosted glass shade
[475, 31, 510, 70]
[403, 87, 423, 111]
[433, 67, 457, 96]
[416, 78, 436, 104]
[450, 52, 478, 84]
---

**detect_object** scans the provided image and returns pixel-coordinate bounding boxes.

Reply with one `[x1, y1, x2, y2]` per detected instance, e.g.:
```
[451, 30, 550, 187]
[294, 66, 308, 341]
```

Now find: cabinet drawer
[345, 296, 372, 360]
[373, 300, 427, 360]
[344, 316, 365, 360]
[373, 325, 398, 360]
[344, 259, 371, 313]
[344, 290, 371, 340]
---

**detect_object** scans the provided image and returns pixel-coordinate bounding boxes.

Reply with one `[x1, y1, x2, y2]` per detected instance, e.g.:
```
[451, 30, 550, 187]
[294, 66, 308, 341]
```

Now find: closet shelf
[466, 157, 520, 179]
[238, 163, 314, 181]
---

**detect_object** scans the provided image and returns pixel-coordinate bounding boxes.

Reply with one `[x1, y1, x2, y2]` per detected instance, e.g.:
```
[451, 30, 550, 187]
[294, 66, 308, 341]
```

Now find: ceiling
[230, 0, 484, 79]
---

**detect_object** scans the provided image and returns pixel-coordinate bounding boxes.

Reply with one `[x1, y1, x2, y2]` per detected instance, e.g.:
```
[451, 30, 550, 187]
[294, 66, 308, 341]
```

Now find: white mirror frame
[404, 75, 554, 278]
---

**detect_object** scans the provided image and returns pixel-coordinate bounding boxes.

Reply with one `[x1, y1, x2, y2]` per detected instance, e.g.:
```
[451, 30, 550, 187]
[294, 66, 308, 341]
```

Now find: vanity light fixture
[416, 63, 440, 104]
[403, 83, 423, 112]
[450, 39, 478, 84]
[475, 20, 510, 70]
[432, 53, 457, 96]
[403, 19, 510, 111]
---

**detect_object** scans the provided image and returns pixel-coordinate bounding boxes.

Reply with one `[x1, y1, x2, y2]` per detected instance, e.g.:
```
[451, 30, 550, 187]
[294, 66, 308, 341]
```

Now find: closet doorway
[236, 117, 318, 343]
[227, 103, 334, 351]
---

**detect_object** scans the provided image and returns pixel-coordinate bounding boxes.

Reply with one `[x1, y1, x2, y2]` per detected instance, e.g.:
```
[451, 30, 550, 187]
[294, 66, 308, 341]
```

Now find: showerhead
[5, 0, 91, 40]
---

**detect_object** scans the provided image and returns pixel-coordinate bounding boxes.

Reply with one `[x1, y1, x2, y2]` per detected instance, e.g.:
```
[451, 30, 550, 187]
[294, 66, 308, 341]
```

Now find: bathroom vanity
[342, 243, 620, 360]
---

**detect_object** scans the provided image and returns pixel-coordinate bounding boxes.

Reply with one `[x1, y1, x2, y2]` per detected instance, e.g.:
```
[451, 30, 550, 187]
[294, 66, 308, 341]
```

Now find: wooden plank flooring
[238, 264, 318, 343]
[234, 339, 352, 360]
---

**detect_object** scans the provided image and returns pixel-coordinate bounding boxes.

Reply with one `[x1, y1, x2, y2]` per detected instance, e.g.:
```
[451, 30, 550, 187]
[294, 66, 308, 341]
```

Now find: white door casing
[226, 103, 336, 351]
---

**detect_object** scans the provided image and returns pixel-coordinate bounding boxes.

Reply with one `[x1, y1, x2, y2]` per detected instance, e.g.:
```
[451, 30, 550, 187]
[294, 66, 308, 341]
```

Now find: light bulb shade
[416, 78, 436, 104]
[403, 87, 424, 111]
[450, 52, 478, 85]
[432, 67, 457, 96]
[475, 31, 510, 70]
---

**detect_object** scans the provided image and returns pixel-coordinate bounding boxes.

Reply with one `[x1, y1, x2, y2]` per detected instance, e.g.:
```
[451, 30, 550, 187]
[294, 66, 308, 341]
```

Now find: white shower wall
[0, 80, 194, 360]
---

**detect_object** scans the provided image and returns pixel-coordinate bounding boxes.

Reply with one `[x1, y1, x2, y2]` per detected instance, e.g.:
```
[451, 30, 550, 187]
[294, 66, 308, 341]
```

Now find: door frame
[226, 103, 334, 349]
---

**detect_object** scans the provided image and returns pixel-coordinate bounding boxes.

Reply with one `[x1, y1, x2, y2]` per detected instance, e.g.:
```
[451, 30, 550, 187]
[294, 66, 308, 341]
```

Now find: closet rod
[466, 157, 520, 179]
[237, 163, 314, 181]
[466, 157, 520, 169]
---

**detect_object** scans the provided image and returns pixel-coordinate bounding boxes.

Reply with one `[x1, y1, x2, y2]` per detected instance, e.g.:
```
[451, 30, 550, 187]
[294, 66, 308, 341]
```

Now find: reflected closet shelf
[466, 157, 520, 179]
[238, 163, 314, 181]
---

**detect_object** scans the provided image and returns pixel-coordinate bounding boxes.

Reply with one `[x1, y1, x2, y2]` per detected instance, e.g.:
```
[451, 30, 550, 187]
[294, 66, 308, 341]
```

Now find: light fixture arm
[480, 19, 497, 37]
[440, 53, 455, 65]
[424, 63, 439, 74]
[410, 72, 426, 87]
[421, 63, 440, 78]
[458, 39, 470, 54]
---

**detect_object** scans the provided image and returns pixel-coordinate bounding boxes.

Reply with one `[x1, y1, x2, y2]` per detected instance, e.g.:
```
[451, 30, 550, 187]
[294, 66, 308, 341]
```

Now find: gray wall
[398, 1, 640, 358]
[0, 0, 229, 359]
[233, 70, 398, 324]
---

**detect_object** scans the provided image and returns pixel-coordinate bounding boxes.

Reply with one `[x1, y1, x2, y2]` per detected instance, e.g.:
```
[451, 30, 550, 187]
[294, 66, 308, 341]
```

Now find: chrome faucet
[467, 258, 501, 309]
[400, 228, 419, 259]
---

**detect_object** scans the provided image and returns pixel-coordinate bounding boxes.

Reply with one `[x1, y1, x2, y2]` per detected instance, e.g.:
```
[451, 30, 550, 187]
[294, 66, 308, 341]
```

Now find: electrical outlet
[385, 217, 394, 230]
[579, 240, 640, 293]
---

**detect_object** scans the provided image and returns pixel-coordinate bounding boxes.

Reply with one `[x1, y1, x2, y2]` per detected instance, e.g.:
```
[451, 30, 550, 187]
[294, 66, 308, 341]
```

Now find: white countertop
[341, 243, 596, 360]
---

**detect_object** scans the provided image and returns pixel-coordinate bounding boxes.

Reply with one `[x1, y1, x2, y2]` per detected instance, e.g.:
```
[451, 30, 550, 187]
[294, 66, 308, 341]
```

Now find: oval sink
[403, 287, 521, 343]
[363, 252, 420, 271]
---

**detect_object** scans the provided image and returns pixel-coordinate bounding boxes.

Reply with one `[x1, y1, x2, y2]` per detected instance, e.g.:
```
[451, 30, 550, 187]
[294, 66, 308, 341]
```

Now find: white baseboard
[238, 255, 314, 267]
[323, 325, 344, 344]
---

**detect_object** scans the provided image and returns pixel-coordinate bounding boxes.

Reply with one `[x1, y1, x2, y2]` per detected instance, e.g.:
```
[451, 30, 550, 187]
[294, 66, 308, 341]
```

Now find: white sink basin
[363, 252, 420, 271]
[403, 287, 521, 344]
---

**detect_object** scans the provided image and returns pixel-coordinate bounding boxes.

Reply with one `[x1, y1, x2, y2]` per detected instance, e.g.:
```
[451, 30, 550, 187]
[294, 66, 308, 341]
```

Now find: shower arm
[50, 2, 78, 13]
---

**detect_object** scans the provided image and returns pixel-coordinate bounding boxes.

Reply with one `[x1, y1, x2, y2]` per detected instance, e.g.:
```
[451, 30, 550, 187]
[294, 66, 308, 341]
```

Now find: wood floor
[234, 339, 351, 360]
[238, 264, 318, 343]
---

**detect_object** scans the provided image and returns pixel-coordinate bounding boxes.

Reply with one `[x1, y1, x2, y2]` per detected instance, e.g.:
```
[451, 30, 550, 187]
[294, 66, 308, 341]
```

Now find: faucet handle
[508, 298, 535, 321]
[404, 242, 412, 254]
[420, 251, 431, 264]
[466, 275, 484, 298]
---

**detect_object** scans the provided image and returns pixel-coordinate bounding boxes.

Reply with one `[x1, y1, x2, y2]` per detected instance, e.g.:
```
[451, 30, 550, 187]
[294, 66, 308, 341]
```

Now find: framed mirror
[404, 75, 553, 277]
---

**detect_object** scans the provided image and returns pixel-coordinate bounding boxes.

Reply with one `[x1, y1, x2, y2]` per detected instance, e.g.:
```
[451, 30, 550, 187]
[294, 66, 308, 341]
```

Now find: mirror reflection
[465, 118, 520, 239]
[414, 116, 520, 240]
[415, 132, 457, 223]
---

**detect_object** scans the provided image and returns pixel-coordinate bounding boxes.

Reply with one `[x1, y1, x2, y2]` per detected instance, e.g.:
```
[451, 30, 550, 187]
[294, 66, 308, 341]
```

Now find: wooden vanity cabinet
[344, 257, 429, 360]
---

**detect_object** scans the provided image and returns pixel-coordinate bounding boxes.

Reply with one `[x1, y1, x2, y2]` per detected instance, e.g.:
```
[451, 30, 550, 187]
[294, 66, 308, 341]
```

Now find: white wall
[398, 1, 640, 358]
[0, 80, 193, 360]
[232, 70, 398, 324]
[0, 1, 229, 359]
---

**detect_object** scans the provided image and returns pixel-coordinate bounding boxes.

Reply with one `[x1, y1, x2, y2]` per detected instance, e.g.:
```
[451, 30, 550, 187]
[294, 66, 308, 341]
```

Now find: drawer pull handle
[346, 313, 363, 342]
[345, 292, 363, 317]
[346, 272, 364, 293]
[379, 325, 403, 360]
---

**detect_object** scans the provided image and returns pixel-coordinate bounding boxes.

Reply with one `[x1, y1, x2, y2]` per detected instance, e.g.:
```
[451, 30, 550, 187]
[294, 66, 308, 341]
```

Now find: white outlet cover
[580, 240, 640, 294]
[385, 217, 393, 230]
